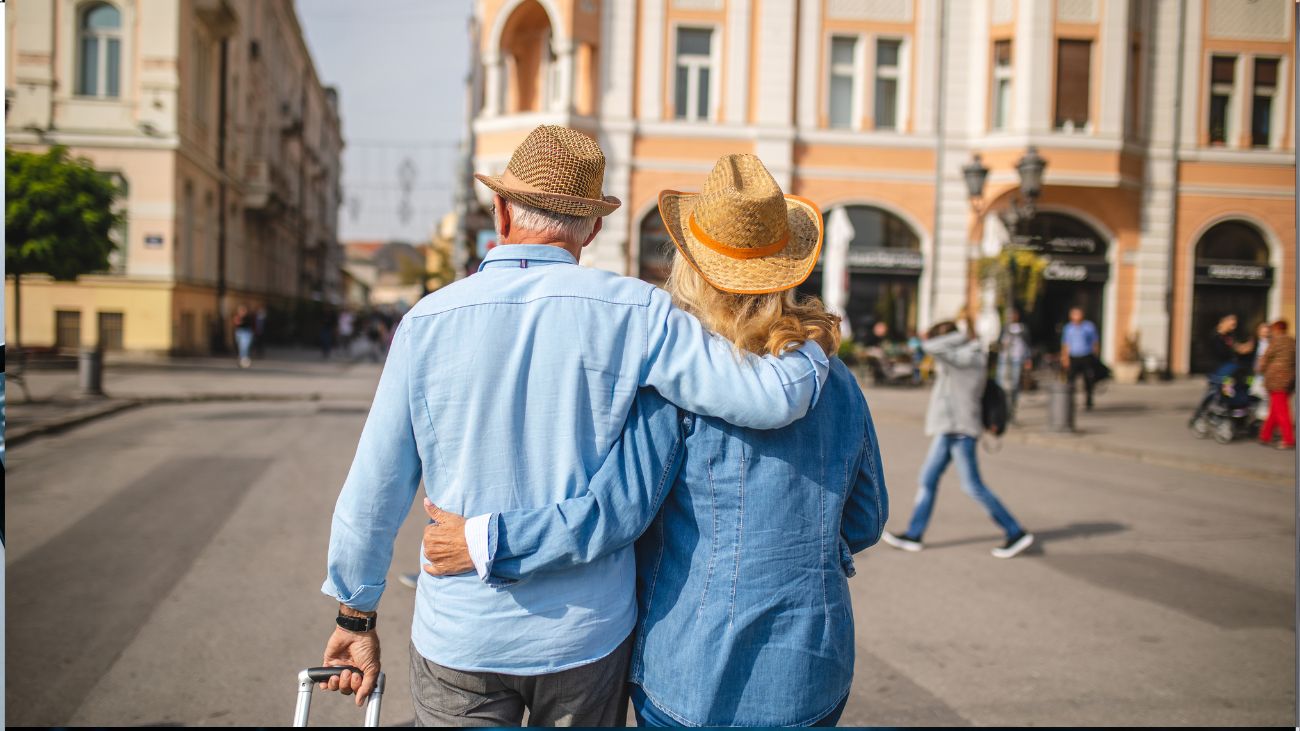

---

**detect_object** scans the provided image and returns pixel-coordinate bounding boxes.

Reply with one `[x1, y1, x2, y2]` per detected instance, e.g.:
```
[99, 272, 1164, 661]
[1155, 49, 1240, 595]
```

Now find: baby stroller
[1190, 370, 1262, 444]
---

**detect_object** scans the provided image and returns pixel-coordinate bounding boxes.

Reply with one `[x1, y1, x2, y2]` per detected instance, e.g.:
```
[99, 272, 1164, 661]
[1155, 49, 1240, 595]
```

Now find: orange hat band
[687, 212, 790, 260]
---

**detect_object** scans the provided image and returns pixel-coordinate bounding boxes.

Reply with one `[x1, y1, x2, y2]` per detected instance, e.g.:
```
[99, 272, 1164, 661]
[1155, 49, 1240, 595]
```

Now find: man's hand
[422, 498, 474, 576]
[320, 622, 381, 706]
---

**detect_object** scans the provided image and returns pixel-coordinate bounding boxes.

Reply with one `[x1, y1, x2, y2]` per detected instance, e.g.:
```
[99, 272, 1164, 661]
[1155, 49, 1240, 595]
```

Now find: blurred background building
[466, 0, 1294, 374]
[5, 0, 344, 355]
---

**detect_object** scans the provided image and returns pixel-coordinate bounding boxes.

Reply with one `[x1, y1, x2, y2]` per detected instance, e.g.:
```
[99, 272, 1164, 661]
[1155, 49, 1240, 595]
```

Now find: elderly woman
[424, 154, 888, 727]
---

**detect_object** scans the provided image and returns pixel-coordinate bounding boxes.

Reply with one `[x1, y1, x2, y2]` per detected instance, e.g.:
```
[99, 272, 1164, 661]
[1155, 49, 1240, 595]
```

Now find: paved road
[6, 360, 1295, 726]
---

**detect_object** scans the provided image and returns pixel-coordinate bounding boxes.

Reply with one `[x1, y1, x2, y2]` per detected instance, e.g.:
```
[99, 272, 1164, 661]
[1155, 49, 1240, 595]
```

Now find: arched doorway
[1015, 212, 1110, 353]
[1189, 220, 1272, 373]
[637, 207, 673, 287]
[798, 204, 923, 341]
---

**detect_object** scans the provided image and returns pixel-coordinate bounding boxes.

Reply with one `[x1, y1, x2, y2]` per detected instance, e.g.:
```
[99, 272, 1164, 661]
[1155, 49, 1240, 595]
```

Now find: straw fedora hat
[659, 154, 823, 295]
[475, 125, 621, 218]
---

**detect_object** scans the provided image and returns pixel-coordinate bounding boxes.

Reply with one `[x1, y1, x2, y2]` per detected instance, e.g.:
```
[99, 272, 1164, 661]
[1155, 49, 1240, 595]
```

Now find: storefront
[1189, 220, 1273, 373]
[798, 205, 923, 341]
[1015, 212, 1110, 353]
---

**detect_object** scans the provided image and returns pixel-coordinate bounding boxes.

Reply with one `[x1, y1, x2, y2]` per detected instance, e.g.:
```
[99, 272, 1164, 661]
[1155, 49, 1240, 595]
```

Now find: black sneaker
[882, 531, 923, 552]
[992, 532, 1034, 559]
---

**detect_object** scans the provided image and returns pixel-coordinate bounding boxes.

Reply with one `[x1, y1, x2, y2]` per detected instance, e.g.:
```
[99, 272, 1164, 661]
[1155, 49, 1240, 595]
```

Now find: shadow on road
[922, 521, 1129, 551]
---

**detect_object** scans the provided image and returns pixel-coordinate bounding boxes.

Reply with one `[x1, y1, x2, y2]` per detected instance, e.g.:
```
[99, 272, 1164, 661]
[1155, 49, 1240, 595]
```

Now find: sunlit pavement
[5, 357, 1294, 726]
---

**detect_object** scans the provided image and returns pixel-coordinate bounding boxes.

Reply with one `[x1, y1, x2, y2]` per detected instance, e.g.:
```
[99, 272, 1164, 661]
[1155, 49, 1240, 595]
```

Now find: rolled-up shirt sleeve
[321, 321, 423, 612]
[641, 289, 829, 430]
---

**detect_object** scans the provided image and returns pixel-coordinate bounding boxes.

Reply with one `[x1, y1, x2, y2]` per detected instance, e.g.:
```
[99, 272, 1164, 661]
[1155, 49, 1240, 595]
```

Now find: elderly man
[318, 125, 829, 727]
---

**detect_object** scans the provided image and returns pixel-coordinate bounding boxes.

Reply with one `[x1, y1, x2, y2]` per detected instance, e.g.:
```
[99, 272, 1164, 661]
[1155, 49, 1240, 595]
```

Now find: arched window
[77, 2, 122, 98]
[1195, 220, 1269, 264]
[806, 204, 922, 341]
[500, 0, 558, 113]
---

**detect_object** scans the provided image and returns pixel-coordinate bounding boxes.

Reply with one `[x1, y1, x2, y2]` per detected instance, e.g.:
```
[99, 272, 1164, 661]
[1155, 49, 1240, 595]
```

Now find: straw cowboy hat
[475, 125, 621, 218]
[659, 153, 823, 295]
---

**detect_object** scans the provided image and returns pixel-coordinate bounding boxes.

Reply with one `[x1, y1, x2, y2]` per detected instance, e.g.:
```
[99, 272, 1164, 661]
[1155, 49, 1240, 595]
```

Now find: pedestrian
[883, 316, 1035, 558]
[362, 313, 383, 363]
[337, 309, 355, 356]
[907, 327, 924, 385]
[319, 308, 336, 360]
[418, 153, 887, 727]
[315, 126, 831, 725]
[1250, 320, 1272, 418]
[998, 308, 1029, 421]
[1257, 320, 1295, 450]
[1061, 306, 1100, 411]
[231, 304, 254, 369]
[1190, 314, 1256, 425]
[253, 306, 268, 357]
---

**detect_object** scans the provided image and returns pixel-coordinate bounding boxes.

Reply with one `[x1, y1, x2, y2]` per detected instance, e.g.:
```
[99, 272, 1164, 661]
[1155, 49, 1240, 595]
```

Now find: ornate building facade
[467, 0, 1294, 373]
[6, 0, 343, 354]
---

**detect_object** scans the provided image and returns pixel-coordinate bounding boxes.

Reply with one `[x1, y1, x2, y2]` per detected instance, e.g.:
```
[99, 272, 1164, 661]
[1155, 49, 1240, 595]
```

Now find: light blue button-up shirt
[322, 244, 829, 674]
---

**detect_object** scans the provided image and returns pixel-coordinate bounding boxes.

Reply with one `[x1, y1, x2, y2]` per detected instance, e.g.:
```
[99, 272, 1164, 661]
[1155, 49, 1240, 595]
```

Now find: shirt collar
[479, 244, 577, 270]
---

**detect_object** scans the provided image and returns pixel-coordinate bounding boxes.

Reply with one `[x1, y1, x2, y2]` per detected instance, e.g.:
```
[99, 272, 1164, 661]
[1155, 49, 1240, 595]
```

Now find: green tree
[6, 146, 121, 350]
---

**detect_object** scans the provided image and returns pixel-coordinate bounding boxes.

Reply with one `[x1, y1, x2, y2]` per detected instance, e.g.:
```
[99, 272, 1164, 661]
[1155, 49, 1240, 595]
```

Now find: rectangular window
[828, 36, 858, 129]
[1208, 54, 1236, 145]
[1251, 57, 1278, 148]
[56, 310, 82, 350]
[674, 28, 714, 122]
[97, 312, 124, 351]
[1054, 39, 1091, 130]
[991, 40, 1013, 130]
[874, 39, 901, 130]
[79, 37, 99, 96]
[106, 38, 120, 98]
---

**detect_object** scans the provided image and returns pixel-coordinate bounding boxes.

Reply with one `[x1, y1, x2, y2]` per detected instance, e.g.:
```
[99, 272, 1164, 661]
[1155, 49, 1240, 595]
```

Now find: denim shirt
[320, 244, 829, 675]
[482, 361, 888, 725]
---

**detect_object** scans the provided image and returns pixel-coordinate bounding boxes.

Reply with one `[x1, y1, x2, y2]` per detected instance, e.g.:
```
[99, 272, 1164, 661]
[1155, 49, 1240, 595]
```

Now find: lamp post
[963, 147, 1047, 332]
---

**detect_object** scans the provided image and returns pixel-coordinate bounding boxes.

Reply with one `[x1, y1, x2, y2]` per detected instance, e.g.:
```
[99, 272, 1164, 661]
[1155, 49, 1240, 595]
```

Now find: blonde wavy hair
[665, 255, 842, 358]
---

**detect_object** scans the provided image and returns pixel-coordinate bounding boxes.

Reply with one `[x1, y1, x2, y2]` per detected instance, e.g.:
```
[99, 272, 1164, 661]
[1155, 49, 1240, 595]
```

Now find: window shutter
[1054, 40, 1091, 128]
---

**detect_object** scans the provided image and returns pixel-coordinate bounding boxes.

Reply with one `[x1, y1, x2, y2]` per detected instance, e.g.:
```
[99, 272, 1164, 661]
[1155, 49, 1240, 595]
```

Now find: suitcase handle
[305, 665, 363, 683]
[294, 667, 385, 727]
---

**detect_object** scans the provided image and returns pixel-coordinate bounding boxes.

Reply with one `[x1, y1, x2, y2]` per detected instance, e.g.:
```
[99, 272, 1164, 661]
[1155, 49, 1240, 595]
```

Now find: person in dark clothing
[1190, 314, 1257, 425]
[319, 309, 337, 360]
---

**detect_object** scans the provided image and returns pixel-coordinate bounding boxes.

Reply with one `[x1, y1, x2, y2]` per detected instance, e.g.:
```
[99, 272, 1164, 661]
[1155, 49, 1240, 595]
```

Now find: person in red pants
[1257, 320, 1296, 449]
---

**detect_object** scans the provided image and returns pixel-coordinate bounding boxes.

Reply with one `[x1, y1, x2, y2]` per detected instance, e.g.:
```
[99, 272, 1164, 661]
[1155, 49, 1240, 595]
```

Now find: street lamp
[965, 147, 1048, 345]
[965, 146, 1046, 235]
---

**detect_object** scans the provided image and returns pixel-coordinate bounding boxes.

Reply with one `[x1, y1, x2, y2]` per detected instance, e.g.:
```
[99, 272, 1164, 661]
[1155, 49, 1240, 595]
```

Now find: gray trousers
[408, 635, 632, 727]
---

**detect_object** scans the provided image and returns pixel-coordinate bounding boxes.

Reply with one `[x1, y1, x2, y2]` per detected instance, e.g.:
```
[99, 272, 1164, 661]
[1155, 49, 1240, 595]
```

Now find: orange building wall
[1172, 192, 1296, 373]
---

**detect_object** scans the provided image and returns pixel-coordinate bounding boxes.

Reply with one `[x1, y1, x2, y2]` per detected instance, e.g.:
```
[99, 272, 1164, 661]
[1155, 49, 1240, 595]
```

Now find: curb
[7, 400, 144, 447]
[1002, 430, 1292, 485]
[7, 392, 323, 447]
[867, 406, 1293, 486]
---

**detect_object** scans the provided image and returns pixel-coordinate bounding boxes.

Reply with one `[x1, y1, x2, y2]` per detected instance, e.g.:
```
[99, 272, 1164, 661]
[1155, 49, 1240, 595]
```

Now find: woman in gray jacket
[883, 319, 1035, 558]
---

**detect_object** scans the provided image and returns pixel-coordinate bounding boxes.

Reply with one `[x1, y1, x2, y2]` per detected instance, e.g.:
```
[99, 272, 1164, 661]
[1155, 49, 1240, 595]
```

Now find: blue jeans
[234, 327, 253, 360]
[905, 434, 1023, 540]
[630, 684, 847, 727]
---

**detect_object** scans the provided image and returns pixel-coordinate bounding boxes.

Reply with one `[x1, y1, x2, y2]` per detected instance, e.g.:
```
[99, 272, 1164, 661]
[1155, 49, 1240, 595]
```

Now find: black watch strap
[336, 612, 377, 633]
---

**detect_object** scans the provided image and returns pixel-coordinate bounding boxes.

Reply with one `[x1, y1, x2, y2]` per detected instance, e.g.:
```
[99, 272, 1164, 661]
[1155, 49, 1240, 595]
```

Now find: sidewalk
[6, 347, 383, 446]
[857, 374, 1295, 485]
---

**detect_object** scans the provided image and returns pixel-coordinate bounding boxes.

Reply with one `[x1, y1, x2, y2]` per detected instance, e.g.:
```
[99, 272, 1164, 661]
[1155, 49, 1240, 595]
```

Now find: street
[5, 355, 1295, 726]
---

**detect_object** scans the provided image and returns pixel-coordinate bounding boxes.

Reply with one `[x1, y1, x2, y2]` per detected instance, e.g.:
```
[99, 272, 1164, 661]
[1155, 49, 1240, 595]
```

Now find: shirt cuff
[465, 513, 494, 581]
[794, 340, 831, 407]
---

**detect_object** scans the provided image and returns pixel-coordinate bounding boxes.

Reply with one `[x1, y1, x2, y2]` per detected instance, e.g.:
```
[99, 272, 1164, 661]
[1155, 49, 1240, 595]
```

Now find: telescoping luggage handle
[293, 665, 385, 727]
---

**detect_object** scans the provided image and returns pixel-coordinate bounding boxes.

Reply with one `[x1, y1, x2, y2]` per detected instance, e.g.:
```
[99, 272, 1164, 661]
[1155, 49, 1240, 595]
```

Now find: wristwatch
[336, 611, 377, 633]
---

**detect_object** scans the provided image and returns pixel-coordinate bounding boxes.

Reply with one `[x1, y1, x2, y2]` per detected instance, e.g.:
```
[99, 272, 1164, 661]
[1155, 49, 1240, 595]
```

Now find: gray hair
[504, 200, 598, 245]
